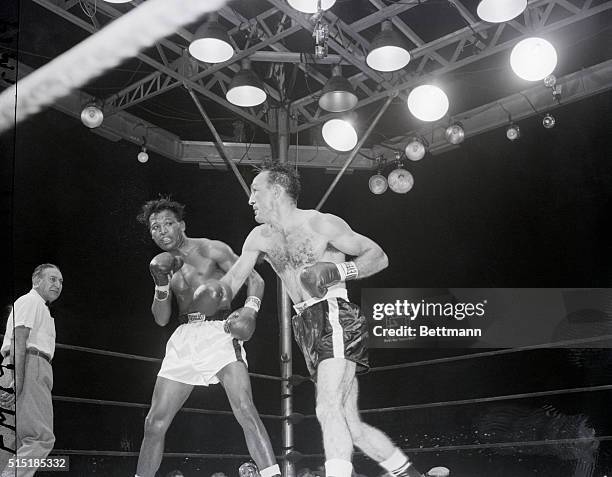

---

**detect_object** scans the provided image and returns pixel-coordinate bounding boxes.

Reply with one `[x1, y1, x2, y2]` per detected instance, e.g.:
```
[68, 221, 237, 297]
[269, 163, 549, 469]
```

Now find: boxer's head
[32, 263, 63, 303]
[138, 197, 187, 250]
[249, 162, 301, 223]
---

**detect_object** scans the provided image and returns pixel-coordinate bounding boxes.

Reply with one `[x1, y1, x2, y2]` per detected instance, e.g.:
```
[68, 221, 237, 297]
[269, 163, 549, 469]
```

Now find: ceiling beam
[382, 59, 612, 155]
[32, 0, 276, 132]
[290, 0, 612, 133]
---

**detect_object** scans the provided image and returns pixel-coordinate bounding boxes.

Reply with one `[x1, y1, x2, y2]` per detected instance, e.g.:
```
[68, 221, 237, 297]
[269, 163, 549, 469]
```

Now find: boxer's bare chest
[171, 246, 222, 298]
[262, 224, 328, 273]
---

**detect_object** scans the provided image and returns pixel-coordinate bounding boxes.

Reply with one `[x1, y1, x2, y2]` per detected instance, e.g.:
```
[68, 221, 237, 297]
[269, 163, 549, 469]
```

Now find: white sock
[260, 464, 281, 477]
[325, 459, 353, 477]
[380, 449, 410, 473]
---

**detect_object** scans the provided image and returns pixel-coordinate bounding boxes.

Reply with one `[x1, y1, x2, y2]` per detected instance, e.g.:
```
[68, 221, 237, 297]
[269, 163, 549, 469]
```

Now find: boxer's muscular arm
[208, 240, 264, 301]
[221, 228, 264, 298]
[315, 213, 389, 278]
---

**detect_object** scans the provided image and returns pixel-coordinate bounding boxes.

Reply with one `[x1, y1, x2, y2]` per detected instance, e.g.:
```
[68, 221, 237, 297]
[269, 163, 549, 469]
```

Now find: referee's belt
[26, 347, 52, 364]
[293, 288, 349, 315]
[177, 312, 226, 325]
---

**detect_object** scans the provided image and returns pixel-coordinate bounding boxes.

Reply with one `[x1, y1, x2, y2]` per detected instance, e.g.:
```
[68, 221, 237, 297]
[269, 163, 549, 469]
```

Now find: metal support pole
[276, 104, 295, 477]
[315, 93, 396, 211]
[186, 87, 251, 198]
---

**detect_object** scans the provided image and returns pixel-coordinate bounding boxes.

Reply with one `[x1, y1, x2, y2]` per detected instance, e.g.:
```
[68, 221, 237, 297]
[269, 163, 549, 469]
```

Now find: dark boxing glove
[224, 296, 260, 341]
[150, 253, 184, 300]
[224, 308, 257, 341]
[300, 261, 358, 299]
[192, 279, 233, 316]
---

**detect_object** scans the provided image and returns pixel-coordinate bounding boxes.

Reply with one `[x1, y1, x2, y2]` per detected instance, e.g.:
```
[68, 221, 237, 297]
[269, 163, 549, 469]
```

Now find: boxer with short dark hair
[134, 198, 279, 477]
[221, 164, 447, 477]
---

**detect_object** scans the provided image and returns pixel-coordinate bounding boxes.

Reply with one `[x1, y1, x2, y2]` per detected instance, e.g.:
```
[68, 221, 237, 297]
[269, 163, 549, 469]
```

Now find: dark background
[2, 0, 612, 475]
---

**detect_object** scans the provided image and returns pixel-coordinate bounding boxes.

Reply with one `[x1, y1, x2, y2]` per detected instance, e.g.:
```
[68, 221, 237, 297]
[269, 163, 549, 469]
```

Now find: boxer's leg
[217, 361, 279, 477]
[316, 358, 356, 477]
[136, 376, 193, 477]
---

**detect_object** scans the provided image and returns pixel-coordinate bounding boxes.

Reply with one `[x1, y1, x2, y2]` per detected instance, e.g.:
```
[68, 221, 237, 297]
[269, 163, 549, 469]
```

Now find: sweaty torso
[259, 210, 345, 304]
[169, 239, 226, 314]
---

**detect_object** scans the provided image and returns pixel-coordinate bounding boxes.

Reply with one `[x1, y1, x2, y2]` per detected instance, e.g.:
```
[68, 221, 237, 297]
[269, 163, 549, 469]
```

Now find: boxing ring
[2, 0, 612, 475]
[1, 333, 610, 474]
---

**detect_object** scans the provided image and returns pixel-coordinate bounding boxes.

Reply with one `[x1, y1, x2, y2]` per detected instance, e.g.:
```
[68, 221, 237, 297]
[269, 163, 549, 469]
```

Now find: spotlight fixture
[477, 0, 527, 22]
[407, 85, 449, 122]
[388, 164, 414, 194]
[543, 74, 562, 101]
[366, 20, 410, 72]
[189, 15, 233, 64]
[510, 37, 557, 81]
[319, 66, 357, 113]
[80, 103, 104, 129]
[137, 147, 149, 163]
[445, 122, 465, 145]
[287, 0, 336, 14]
[404, 136, 428, 161]
[226, 59, 267, 107]
[506, 123, 521, 141]
[368, 156, 388, 195]
[542, 113, 555, 129]
[102, 0, 131, 3]
[322, 117, 358, 152]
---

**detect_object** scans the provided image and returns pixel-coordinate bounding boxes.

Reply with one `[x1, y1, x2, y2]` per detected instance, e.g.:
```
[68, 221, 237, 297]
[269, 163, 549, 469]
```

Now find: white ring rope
[0, 0, 227, 132]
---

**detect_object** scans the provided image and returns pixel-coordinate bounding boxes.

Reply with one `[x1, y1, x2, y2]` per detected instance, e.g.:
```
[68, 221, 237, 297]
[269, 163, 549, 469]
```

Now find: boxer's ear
[179, 221, 186, 232]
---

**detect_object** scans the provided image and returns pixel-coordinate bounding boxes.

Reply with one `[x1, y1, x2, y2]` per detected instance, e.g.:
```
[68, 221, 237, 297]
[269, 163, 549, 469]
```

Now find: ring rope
[52, 436, 612, 461]
[52, 395, 281, 420]
[0, 0, 228, 132]
[300, 384, 612, 417]
[368, 334, 612, 373]
[51, 340, 282, 381]
[285, 436, 612, 459]
[51, 450, 253, 459]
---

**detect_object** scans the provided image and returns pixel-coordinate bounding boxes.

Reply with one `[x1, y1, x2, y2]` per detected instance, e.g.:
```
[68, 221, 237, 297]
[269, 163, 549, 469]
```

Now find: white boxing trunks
[158, 316, 247, 386]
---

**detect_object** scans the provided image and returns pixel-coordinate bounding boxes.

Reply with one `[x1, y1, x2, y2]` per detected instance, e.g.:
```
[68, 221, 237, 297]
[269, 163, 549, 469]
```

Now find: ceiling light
[102, 0, 131, 3]
[322, 118, 358, 152]
[404, 137, 427, 161]
[288, 0, 336, 13]
[366, 20, 410, 72]
[445, 122, 465, 145]
[510, 37, 557, 81]
[506, 123, 520, 141]
[226, 59, 267, 107]
[368, 174, 388, 195]
[407, 85, 449, 122]
[137, 146, 149, 163]
[477, 0, 527, 22]
[319, 65, 357, 113]
[542, 113, 555, 129]
[189, 18, 233, 64]
[80, 104, 104, 129]
[388, 166, 414, 194]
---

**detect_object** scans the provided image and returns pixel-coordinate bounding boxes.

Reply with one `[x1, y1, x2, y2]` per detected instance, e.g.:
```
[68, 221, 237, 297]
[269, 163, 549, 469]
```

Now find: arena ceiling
[2, 0, 612, 170]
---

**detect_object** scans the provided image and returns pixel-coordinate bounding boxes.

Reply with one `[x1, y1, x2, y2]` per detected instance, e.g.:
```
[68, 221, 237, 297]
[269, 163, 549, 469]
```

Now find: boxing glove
[224, 307, 257, 341]
[192, 279, 233, 316]
[149, 252, 184, 286]
[300, 261, 358, 299]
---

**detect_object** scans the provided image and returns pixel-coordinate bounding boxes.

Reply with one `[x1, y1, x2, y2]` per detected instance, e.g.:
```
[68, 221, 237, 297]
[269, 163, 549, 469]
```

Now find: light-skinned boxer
[221, 164, 448, 477]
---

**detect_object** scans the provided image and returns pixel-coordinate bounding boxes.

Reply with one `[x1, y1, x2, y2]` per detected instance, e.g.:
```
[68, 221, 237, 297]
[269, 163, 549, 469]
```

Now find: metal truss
[289, 0, 612, 133]
[7, 58, 610, 170]
[23, 0, 612, 167]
